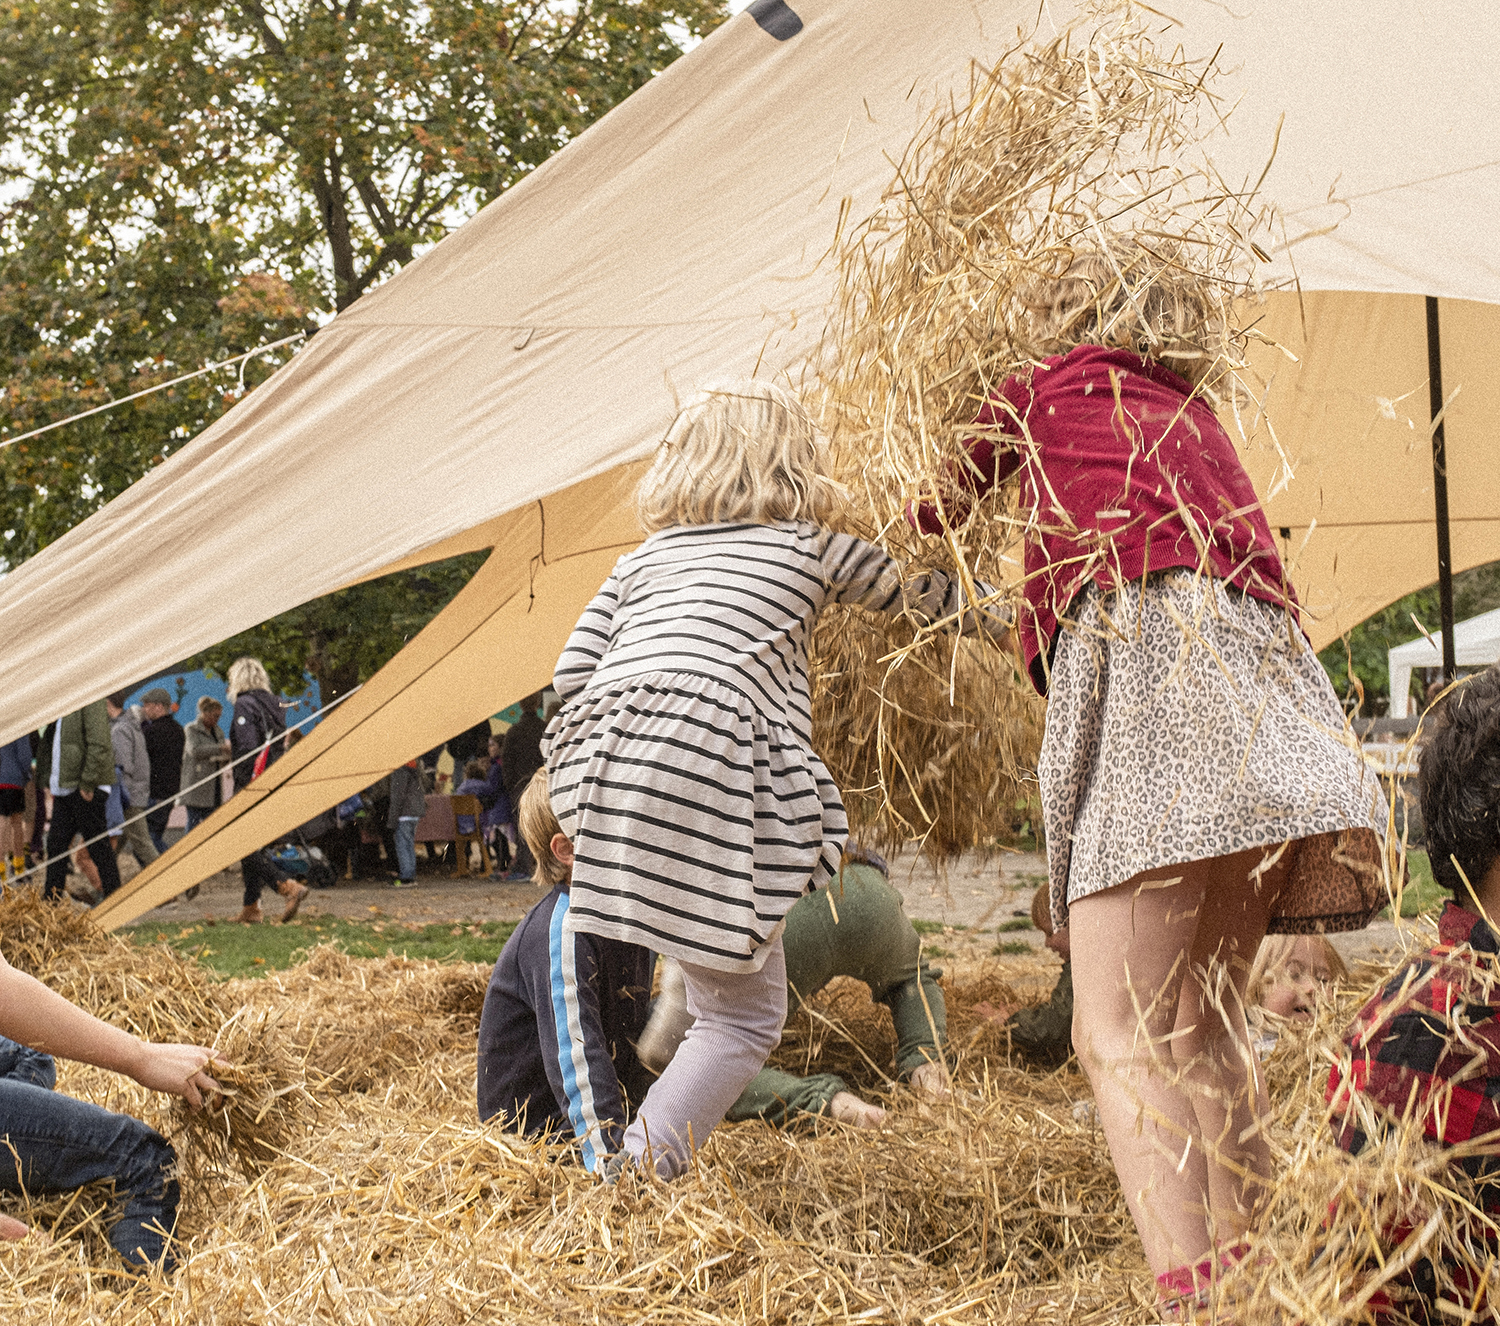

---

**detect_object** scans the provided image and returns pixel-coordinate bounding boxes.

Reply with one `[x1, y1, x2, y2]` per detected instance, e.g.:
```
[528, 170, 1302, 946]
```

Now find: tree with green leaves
[1, 0, 725, 691]
[1319, 561, 1500, 715]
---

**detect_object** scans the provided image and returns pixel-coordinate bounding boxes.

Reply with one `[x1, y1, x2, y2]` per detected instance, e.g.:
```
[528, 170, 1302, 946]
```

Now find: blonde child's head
[1012, 238, 1228, 388]
[636, 380, 840, 533]
[1247, 934, 1347, 1022]
[518, 767, 571, 888]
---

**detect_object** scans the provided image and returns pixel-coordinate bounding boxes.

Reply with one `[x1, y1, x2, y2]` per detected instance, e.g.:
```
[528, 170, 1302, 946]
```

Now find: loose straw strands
[3, 884, 1499, 1324]
[806, 3, 1291, 859]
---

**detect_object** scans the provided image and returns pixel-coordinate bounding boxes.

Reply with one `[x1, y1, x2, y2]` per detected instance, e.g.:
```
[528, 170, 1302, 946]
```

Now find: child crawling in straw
[542, 380, 1005, 1179]
[908, 239, 1389, 1316]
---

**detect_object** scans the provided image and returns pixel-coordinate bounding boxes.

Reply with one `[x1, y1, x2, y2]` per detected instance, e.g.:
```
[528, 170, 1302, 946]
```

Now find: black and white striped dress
[545, 520, 996, 974]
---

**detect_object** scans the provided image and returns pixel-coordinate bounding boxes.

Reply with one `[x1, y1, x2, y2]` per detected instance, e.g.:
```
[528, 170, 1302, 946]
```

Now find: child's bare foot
[829, 1091, 885, 1128]
[0, 1214, 29, 1241]
[908, 1060, 951, 1100]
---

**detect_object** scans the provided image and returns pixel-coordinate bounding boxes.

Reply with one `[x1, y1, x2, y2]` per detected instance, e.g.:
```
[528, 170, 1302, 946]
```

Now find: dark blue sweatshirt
[476, 883, 655, 1171]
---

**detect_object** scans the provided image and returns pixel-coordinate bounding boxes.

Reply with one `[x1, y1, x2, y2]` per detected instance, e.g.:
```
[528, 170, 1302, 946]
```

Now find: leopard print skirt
[1040, 570, 1389, 934]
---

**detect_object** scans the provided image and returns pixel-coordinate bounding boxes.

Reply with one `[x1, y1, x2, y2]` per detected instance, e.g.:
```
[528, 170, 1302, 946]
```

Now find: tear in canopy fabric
[0, 0, 1484, 927]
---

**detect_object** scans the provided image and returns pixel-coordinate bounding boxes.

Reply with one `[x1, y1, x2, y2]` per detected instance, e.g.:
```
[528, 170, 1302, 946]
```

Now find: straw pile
[808, 1, 1289, 857]
[2, 882, 1497, 1324]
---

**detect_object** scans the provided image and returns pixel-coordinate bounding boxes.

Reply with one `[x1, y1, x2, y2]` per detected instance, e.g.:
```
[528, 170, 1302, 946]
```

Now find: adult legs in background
[43, 794, 121, 901]
[0, 1073, 180, 1271]
[393, 816, 418, 882]
[184, 806, 212, 834]
[118, 813, 159, 870]
[239, 850, 276, 918]
[1069, 845, 1284, 1280]
[144, 801, 171, 855]
[622, 938, 787, 1179]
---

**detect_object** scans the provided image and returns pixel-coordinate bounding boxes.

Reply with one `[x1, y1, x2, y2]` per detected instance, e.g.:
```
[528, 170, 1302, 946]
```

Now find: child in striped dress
[545, 381, 1004, 1179]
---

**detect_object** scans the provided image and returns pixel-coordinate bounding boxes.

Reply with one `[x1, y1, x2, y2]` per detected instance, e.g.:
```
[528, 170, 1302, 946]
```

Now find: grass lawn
[1388, 848, 1444, 919]
[122, 915, 518, 980]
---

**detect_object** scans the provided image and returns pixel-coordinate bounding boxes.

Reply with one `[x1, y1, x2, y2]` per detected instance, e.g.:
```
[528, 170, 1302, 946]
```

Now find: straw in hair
[518, 766, 569, 888]
[636, 380, 841, 533]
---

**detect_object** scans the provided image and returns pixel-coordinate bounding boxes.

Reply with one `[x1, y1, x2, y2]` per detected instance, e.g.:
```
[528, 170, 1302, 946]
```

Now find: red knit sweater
[910, 345, 1294, 694]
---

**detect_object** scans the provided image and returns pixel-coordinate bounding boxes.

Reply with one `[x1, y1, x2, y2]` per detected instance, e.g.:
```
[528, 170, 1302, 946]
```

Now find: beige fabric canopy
[0, 0, 1484, 926]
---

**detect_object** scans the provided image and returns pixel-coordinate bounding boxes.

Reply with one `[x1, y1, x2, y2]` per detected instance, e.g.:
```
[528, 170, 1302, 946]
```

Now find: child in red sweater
[910, 244, 1389, 1314]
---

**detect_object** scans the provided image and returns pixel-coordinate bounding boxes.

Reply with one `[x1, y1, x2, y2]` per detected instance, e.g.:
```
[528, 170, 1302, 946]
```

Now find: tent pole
[1426, 295, 1457, 682]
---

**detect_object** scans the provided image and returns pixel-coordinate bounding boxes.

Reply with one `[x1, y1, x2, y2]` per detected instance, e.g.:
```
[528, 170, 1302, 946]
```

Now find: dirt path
[116, 842, 1415, 972]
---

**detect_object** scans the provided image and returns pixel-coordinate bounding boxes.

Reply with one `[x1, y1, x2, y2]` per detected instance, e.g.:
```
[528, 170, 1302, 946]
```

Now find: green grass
[997, 918, 1034, 932]
[992, 940, 1033, 956]
[1387, 849, 1445, 919]
[122, 916, 518, 980]
[911, 919, 965, 935]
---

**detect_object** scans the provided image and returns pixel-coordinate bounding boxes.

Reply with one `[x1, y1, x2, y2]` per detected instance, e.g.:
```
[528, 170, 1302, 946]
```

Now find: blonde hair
[636, 380, 840, 533]
[1012, 240, 1228, 389]
[224, 657, 272, 705]
[1246, 934, 1348, 1009]
[517, 768, 569, 889]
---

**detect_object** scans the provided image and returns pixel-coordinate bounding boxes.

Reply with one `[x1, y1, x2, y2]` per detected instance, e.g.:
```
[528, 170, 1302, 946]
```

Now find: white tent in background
[0, 0, 1490, 926]
[1388, 609, 1500, 718]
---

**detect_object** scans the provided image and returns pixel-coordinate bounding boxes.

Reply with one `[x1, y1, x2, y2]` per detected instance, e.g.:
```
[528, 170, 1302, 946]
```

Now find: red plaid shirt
[1329, 901, 1500, 1187]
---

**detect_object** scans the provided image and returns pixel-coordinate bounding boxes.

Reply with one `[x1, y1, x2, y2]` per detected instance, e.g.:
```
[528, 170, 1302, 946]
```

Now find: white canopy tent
[0, 0, 1486, 925]
[1389, 609, 1500, 718]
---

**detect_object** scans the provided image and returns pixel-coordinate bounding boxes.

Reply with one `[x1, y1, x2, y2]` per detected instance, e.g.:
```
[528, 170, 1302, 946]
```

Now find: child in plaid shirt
[1327, 664, 1500, 1317]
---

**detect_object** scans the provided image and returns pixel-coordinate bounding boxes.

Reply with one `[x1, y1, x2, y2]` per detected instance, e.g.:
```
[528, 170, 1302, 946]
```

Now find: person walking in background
[387, 759, 427, 886]
[227, 658, 306, 923]
[137, 688, 184, 855]
[0, 735, 31, 881]
[502, 692, 547, 881]
[36, 702, 121, 903]
[104, 693, 157, 873]
[180, 696, 230, 833]
[482, 732, 514, 875]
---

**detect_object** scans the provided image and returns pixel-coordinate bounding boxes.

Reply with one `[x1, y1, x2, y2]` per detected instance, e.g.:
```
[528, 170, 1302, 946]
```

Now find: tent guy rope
[0, 332, 307, 452]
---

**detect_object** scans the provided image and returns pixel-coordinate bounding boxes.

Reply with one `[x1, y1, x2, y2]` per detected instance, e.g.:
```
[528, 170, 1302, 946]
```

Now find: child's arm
[907, 378, 1029, 534]
[553, 571, 622, 702]
[822, 534, 1011, 639]
[0, 953, 223, 1108]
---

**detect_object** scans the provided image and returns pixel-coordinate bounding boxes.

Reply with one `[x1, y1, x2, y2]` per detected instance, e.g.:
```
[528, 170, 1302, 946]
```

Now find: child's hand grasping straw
[543, 379, 1006, 1181]
[908, 239, 1390, 1316]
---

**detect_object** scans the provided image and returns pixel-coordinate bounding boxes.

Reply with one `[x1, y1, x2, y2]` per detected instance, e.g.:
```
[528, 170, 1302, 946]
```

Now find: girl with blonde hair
[909, 239, 1389, 1315]
[545, 379, 1005, 1179]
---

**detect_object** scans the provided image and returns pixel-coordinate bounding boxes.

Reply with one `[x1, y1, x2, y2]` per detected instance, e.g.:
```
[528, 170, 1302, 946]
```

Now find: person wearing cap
[137, 688, 184, 855]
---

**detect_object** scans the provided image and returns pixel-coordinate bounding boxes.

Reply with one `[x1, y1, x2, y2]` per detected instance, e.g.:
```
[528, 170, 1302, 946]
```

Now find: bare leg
[1069, 845, 1282, 1277]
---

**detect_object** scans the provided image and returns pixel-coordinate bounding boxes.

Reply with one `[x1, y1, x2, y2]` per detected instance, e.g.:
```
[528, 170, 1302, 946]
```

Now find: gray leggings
[622, 938, 786, 1178]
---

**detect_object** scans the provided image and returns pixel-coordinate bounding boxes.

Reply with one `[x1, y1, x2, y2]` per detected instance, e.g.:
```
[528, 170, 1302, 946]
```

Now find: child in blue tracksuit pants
[475, 771, 654, 1167]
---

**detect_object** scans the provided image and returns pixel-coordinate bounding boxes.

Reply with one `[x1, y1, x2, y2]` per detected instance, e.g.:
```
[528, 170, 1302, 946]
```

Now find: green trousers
[724, 863, 947, 1126]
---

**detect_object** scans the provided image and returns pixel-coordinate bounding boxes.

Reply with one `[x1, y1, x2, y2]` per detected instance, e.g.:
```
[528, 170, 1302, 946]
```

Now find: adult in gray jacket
[180, 697, 230, 832]
[387, 760, 428, 885]
[104, 693, 158, 872]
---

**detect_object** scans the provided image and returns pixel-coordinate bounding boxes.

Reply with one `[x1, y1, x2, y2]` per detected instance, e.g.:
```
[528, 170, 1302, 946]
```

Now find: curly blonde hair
[1011, 239, 1230, 389]
[636, 380, 841, 534]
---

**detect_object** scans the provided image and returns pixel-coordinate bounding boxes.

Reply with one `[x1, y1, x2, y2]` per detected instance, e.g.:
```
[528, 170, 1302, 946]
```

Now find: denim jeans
[394, 817, 419, 881]
[145, 799, 171, 855]
[185, 805, 213, 833]
[0, 1036, 179, 1271]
